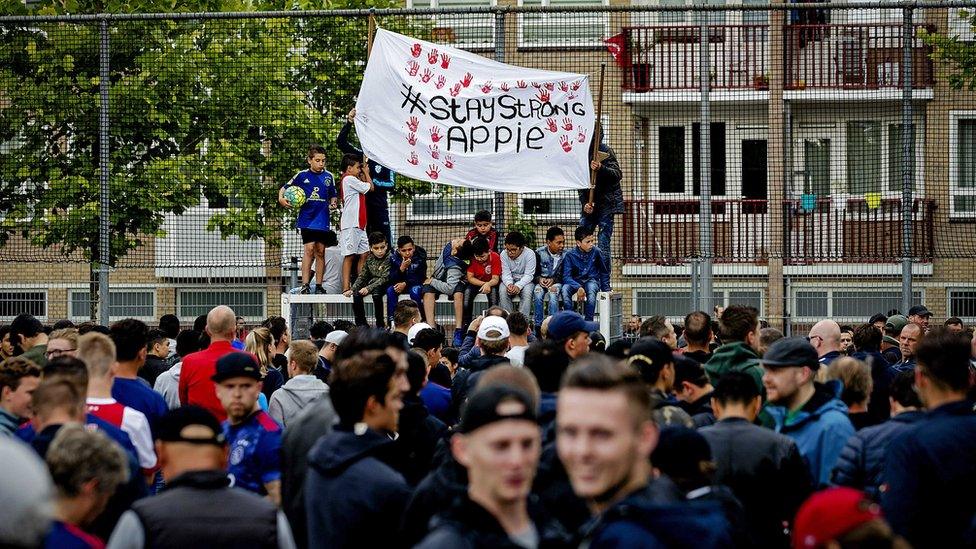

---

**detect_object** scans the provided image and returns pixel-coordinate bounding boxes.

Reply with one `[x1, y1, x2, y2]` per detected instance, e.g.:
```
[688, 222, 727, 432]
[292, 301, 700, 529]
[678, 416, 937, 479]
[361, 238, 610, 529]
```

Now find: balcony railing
[620, 23, 934, 92]
[620, 198, 935, 264]
[784, 23, 934, 89]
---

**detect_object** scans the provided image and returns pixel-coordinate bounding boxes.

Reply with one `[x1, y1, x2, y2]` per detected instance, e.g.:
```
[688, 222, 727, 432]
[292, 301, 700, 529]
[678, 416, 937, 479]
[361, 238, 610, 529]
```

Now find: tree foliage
[924, 11, 976, 91]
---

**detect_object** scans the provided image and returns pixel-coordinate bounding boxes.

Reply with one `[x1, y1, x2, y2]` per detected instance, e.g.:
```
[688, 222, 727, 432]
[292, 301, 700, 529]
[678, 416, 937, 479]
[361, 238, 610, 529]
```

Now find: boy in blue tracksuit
[561, 226, 611, 321]
[387, 235, 427, 324]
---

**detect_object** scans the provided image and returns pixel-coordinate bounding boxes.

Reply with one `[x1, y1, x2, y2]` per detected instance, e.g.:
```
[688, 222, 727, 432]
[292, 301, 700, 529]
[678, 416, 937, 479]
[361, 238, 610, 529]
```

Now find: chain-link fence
[2, 3, 976, 333]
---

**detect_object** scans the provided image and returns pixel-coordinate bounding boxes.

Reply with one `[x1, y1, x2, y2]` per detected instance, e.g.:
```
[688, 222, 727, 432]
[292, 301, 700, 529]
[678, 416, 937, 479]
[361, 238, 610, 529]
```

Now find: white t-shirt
[86, 397, 157, 470]
[505, 345, 529, 367]
[340, 175, 370, 230]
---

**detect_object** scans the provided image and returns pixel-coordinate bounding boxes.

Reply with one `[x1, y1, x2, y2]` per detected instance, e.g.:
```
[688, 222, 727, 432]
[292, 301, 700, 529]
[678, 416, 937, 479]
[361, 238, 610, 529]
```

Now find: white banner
[354, 28, 595, 193]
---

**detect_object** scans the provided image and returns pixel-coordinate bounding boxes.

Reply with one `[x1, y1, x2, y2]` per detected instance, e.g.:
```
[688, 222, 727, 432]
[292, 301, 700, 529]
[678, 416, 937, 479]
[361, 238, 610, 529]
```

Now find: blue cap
[548, 311, 599, 341]
[211, 352, 262, 383]
[761, 336, 819, 370]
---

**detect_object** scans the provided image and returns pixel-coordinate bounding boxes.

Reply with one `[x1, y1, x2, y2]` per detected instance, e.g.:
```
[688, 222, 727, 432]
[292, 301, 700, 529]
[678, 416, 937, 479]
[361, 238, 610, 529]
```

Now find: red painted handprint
[571, 80, 582, 91]
[427, 164, 440, 179]
[435, 75, 446, 89]
[421, 68, 433, 83]
[407, 116, 419, 132]
[562, 117, 574, 131]
[407, 132, 417, 146]
[410, 43, 422, 58]
[500, 82, 510, 92]
[408, 152, 419, 165]
[531, 82, 541, 88]
[450, 83, 461, 97]
[440, 53, 451, 69]
[577, 127, 587, 143]
[559, 81, 569, 92]
[544, 82, 555, 91]
[429, 127, 442, 143]
[568, 92, 577, 100]
[443, 155, 455, 169]
[480, 81, 493, 94]
[406, 60, 420, 77]
[516, 80, 528, 89]
[462, 73, 474, 87]
[546, 118, 558, 133]
[536, 89, 551, 103]
[427, 48, 439, 64]
[559, 135, 573, 152]
[429, 144, 440, 159]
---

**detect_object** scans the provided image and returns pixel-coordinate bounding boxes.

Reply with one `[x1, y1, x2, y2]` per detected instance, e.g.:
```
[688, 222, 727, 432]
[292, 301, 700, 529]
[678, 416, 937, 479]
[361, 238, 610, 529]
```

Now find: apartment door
[742, 139, 768, 208]
[735, 139, 769, 259]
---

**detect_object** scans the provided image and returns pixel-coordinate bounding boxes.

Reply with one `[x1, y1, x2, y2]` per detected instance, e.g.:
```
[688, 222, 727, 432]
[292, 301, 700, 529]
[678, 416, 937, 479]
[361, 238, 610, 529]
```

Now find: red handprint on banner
[410, 43, 422, 58]
[440, 53, 451, 69]
[544, 82, 555, 91]
[443, 155, 455, 169]
[559, 81, 569, 92]
[562, 117, 574, 131]
[546, 118, 558, 133]
[531, 82, 541, 88]
[421, 69, 433, 83]
[480, 81, 493, 94]
[559, 136, 573, 152]
[536, 89, 551, 103]
[435, 75, 446, 89]
[408, 152, 419, 165]
[568, 92, 577, 100]
[406, 60, 420, 77]
[407, 132, 417, 146]
[462, 73, 474, 87]
[577, 127, 587, 143]
[427, 49, 439, 64]
[500, 82, 510, 92]
[571, 80, 582, 91]
[429, 144, 440, 159]
[429, 127, 442, 143]
[407, 116, 419, 132]
[427, 165, 440, 179]
[516, 80, 528, 89]
[450, 83, 461, 97]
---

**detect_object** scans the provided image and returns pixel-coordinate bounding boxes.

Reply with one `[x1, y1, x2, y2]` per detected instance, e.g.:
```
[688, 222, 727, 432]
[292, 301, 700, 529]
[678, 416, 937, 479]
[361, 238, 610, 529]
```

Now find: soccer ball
[284, 186, 307, 208]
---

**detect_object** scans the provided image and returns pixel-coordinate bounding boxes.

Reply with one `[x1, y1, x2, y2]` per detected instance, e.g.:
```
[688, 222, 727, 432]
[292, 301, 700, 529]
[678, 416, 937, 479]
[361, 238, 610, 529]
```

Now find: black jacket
[395, 394, 449, 486]
[832, 410, 924, 499]
[577, 144, 623, 218]
[400, 456, 468, 548]
[450, 354, 510, 421]
[305, 427, 411, 548]
[281, 397, 337, 549]
[140, 355, 170, 388]
[416, 493, 573, 549]
[699, 417, 813, 549]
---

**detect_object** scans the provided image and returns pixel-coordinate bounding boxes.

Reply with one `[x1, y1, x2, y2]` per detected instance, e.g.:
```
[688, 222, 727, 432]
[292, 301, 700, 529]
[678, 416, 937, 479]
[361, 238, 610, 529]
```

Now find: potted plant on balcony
[628, 32, 653, 91]
[753, 73, 769, 90]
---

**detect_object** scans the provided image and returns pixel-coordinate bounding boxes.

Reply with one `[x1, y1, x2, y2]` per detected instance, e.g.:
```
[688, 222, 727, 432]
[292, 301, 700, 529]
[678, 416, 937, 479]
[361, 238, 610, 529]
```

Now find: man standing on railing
[579, 143, 623, 271]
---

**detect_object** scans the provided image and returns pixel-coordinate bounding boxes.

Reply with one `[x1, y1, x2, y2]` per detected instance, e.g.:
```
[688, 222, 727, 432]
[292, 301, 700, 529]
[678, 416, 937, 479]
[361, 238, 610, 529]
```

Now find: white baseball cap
[324, 330, 348, 346]
[477, 316, 510, 342]
[407, 323, 434, 345]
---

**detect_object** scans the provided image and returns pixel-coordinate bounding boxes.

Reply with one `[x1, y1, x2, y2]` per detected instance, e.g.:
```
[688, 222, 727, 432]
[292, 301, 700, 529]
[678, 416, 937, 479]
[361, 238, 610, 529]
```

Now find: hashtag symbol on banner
[399, 83, 428, 115]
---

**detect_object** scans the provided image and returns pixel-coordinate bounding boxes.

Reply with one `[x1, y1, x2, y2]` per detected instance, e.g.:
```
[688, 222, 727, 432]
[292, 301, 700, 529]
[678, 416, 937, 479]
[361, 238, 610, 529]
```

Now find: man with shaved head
[808, 319, 842, 367]
[888, 322, 923, 375]
[179, 306, 239, 421]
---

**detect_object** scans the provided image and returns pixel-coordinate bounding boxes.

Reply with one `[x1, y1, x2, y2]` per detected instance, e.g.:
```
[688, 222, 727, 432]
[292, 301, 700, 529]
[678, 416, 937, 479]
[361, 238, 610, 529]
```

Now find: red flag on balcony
[604, 33, 627, 67]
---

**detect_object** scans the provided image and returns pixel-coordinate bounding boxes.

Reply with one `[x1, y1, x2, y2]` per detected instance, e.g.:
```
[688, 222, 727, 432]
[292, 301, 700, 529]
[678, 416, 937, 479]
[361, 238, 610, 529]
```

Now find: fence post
[98, 17, 111, 325]
[493, 8, 507, 232]
[697, 4, 713, 312]
[901, 6, 914, 314]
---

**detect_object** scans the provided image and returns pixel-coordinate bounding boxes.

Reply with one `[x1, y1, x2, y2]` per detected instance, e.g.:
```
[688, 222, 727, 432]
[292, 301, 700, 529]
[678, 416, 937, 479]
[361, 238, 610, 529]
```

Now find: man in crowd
[556, 355, 729, 546]
[680, 311, 713, 364]
[107, 406, 295, 549]
[705, 305, 763, 395]
[807, 319, 843, 367]
[547, 310, 597, 361]
[417, 385, 570, 547]
[628, 338, 693, 428]
[639, 315, 678, 349]
[140, 329, 171, 388]
[451, 316, 511, 418]
[881, 315, 907, 365]
[761, 337, 854, 487]
[9, 313, 48, 367]
[392, 300, 421, 349]
[0, 356, 40, 435]
[889, 322, 922, 374]
[944, 316, 965, 333]
[316, 329, 346, 382]
[110, 319, 168, 431]
[622, 314, 642, 341]
[700, 371, 811, 549]
[305, 348, 411, 547]
[504, 312, 531, 367]
[180, 305, 238, 421]
[672, 356, 715, 427]
[213, 352, 282, 504]
[906, 305, 932, 333]
[269, 340, 329, 428]
[883, 328, 976, 547]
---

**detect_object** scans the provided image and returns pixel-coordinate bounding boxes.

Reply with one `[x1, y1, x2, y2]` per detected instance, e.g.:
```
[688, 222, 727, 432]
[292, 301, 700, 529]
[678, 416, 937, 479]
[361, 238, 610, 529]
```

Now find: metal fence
[2, 3, 976, 333]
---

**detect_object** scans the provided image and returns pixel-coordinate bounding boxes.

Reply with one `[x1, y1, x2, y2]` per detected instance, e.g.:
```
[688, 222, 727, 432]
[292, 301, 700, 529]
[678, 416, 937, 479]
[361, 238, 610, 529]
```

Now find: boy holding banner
[339, 153, 375, 292]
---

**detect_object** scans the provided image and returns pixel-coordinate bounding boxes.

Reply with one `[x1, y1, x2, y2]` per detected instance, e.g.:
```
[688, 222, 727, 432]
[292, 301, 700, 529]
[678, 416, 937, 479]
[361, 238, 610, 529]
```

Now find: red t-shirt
[468, 252, 502, 283]
[178, 340, 237, 421]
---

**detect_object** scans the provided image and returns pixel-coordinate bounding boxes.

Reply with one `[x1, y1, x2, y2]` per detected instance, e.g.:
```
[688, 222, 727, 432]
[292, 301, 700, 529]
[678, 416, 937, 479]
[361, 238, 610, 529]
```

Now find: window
[726, 290, 763, 312]
[634, 289, 692, 319]
[659, 126, 685, 193]
[519, 0, 609, 48]
[178, 289, 265, 320]
[408, 0, 496, 49]
[407, 188, 494, 222]
[793, 288, 921, 321]
[803, 139, 830, 196]
[69, 290, 155, 320]
[794, 291, 828, 319]
[520, 191, 579, 220]
[950, 114, 976, 217]
[655, 0, 725, 24]
[886, 124, 915, 193]
[0, 291, 46, 320]
[846, 121, 882, 194]
[742, 0, 769, 25]
[949, 289, 976, 320]
[692, 122, 727, 196]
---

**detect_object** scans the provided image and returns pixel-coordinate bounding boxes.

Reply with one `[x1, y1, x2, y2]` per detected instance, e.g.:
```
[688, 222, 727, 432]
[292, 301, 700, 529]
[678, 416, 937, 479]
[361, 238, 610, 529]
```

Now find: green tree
[924, 13, 976, 90]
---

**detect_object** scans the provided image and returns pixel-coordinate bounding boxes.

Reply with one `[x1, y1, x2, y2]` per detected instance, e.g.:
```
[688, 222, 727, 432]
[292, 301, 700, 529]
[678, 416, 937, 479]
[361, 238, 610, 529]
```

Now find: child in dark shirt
[464, 209, 499, 252]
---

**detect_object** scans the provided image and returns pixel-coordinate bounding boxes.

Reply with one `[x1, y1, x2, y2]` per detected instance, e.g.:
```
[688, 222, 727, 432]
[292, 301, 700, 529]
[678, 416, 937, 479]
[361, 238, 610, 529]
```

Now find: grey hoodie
[269, 375, 330, 428]
[154, 363, 182, 410]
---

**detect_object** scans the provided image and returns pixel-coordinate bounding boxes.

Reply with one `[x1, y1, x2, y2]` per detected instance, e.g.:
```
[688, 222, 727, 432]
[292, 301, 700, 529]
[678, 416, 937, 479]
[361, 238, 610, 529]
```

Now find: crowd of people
[0, 296, 974, 549]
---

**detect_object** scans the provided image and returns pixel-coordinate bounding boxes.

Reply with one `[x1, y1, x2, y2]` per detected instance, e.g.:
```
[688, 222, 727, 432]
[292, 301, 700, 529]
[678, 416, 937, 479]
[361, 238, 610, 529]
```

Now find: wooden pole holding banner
[588, 64, 607, 207]
[367, 12, 376, 58]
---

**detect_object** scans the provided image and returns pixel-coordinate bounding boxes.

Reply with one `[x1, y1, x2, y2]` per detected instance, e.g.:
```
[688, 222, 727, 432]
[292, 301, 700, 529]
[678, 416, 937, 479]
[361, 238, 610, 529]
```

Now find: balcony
[620, 23, 934, 93]
[620, 198, 935, 265]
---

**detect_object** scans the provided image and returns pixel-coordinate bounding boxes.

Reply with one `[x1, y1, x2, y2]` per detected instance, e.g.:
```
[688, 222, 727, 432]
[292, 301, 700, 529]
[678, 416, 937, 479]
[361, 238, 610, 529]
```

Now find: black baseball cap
[868, 313, 888, 325]
[672, 354, 708, 388]
[628, 338, 674, 371]
[907, 305, 932, 318]
[157, 406, 226, 446]
[458, 385, 537, 434]
[761, 336, 819, 370]
[211, 352, 263, 383]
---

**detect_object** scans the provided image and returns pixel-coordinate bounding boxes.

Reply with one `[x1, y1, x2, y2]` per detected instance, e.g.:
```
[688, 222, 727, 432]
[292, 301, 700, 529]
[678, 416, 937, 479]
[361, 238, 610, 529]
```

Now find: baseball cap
[156, 406, 226, 446]
[458, 385, 537, 434]
[868, 313, 888, 325]
[547, 311, 599, 341]
[882, 335, 900, 346]
[211, 352, 263, 383]
[884, 315, 909, 335]
[907, 305, 932, 318]
[477, 316, 510, 342]
[761, 337, 819, 370]
[325, 330, 348, 346]
[673, 354, 709, 387]
[407, 323, 433, 345]
[792, 488, 882, 548]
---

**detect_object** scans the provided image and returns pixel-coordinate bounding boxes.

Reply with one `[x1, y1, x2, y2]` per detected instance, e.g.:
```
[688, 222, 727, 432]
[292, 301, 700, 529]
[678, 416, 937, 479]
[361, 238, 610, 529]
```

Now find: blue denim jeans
[533, 283, 562, 326]
[561, 279, 600, 320]
[386, 284, 424, 323]
[579, 213, 614, 270]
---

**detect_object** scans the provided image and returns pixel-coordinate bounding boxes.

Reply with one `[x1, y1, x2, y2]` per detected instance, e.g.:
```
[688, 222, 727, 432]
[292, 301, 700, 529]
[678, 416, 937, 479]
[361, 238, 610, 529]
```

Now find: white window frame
[177, 288, 266, 322]
[516, 0, 610, 49]
[949, 110, 976, 219]
[0, 288, 48, 322]
[406, 0, 498, 50]
[406, 187, 495, 222]
[632, 286, 764, 323]
[791, 286, 921, 323]
[67, 288, 156, 322]
[947, 287, 976, 323]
